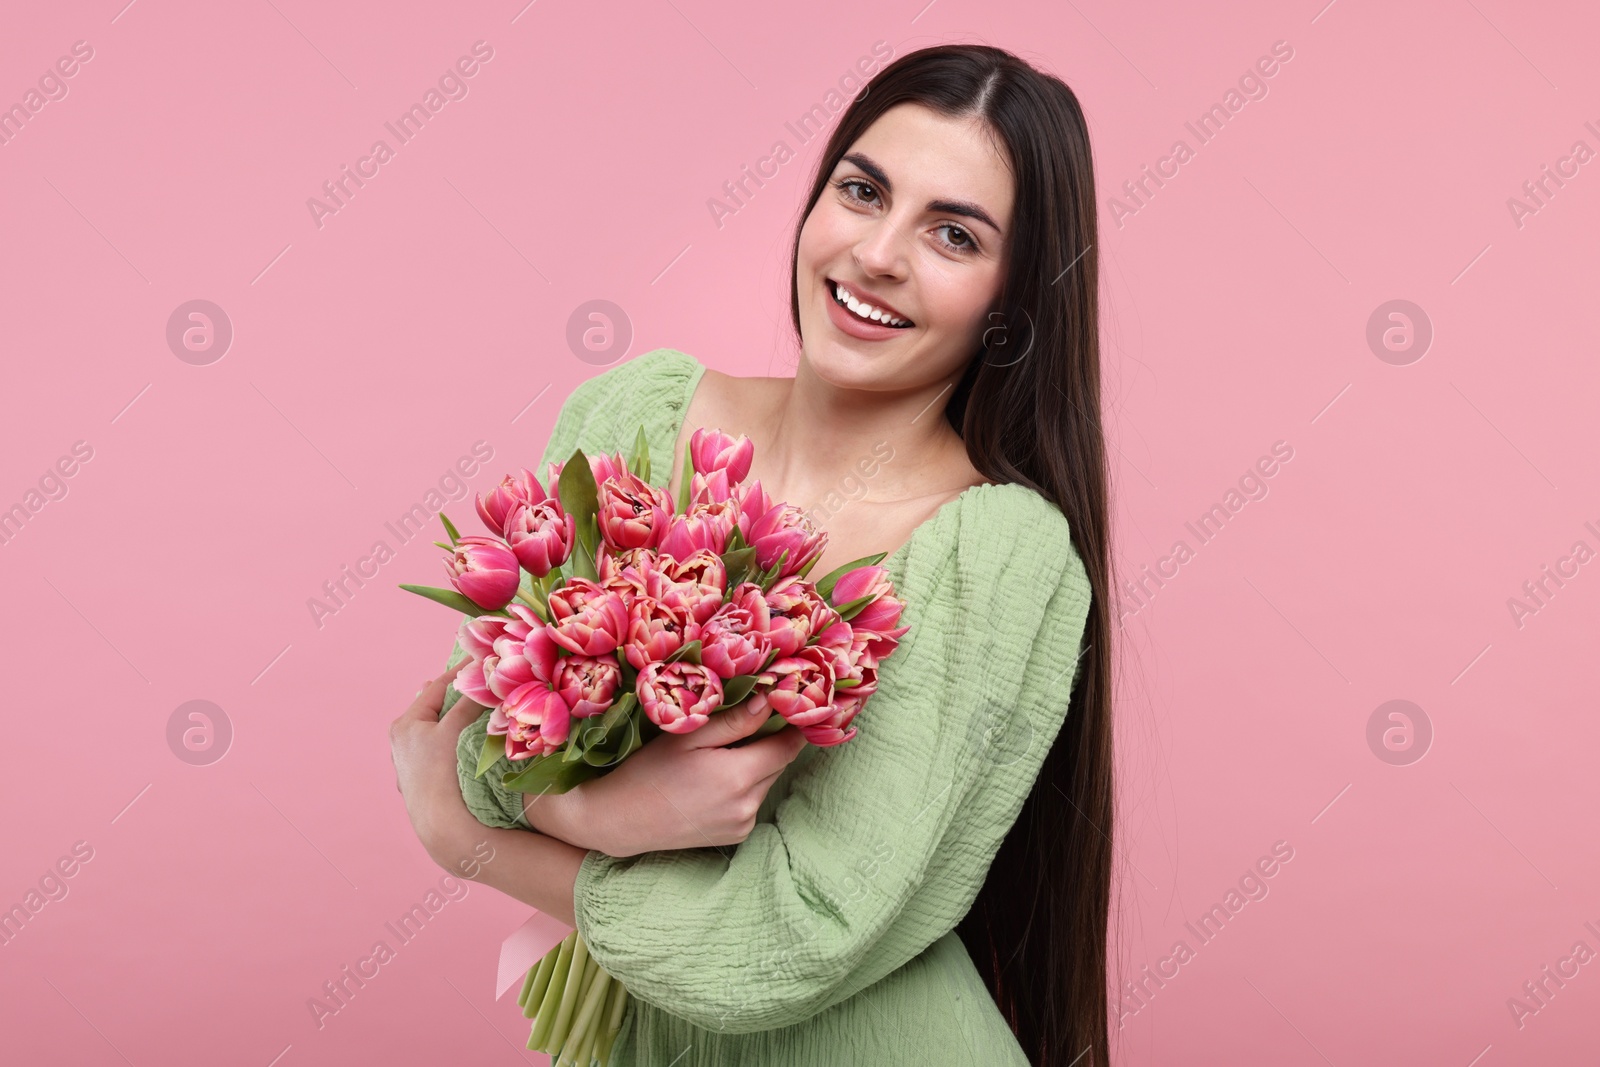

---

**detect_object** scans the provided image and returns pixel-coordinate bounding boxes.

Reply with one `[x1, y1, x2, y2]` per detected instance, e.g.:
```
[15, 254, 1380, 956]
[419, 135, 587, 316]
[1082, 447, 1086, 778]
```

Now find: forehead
[844, 102, 1015, 229]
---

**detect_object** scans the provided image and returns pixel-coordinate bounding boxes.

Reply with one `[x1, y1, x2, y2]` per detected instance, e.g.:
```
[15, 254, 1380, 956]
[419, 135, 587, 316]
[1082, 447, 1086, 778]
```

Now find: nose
[851, 215, 910, 280]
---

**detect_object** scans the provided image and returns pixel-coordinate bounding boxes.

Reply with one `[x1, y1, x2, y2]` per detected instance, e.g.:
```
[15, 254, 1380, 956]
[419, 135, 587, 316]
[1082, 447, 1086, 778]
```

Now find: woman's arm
[517, 692, 805, 857]
[391, 664, 584, 925]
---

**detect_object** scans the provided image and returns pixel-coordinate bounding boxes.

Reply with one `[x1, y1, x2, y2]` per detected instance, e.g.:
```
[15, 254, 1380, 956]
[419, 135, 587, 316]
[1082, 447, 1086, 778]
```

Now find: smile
[830, 280, 913, 328]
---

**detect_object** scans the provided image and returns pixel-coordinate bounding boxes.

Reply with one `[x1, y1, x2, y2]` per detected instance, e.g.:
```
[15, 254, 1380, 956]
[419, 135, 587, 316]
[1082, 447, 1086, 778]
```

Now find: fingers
[684, 694, 774, 750]
[397, 660, 470, 723]
[733, 722, 808, 778]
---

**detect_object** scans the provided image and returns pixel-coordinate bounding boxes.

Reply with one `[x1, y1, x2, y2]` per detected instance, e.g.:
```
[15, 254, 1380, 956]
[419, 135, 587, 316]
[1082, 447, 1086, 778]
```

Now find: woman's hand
[522, 693, 808, 858]
[390, 660, 482, 868]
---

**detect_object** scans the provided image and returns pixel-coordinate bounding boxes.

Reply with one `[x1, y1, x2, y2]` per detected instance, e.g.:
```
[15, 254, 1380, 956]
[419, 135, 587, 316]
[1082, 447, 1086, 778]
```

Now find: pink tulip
[746, 503, 827, 580]
[588, 450, 629, 487]
[831, 565, 910, 637]
[736, 480, 772, 534]
[689, 468, 738, 506]
[658, 507, 734, 561]
[814, 619, 878, 700]
[454, 606, 560, 708]
[699, 589, 774, 680]
[444, 535, 522, 610]
[597, 471, 672, 553]
[596, 546, 659, 598]
[764, 577, 833, 657]
[623, 596, 701, 670]
[654, 549, 727, 625]
[546, 578, 629, 656]
[476, 468, 547, 537]
[555, 655, 621, 718]
[637, 661, 724, 734]
[489, 682, 571, 759]
[544, 450, 626, 492]
[690, 427, 753, 483]
[504, 501, 576, 577]
[798, 694, 862, 747]
[762, 646, 850, 744]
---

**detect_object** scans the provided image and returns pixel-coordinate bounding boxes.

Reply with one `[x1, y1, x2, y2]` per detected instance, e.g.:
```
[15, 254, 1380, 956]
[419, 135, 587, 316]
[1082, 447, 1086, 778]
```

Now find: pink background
[2, 1, 1596, 1064]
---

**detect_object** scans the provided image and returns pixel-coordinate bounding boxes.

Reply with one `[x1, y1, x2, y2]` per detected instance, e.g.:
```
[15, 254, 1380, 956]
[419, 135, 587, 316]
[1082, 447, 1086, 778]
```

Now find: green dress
[455, 348, 1094, 1065]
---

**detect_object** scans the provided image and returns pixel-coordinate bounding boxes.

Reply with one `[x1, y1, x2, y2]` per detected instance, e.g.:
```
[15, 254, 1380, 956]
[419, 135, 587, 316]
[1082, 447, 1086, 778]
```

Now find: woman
[392, 43, 1114, 1066]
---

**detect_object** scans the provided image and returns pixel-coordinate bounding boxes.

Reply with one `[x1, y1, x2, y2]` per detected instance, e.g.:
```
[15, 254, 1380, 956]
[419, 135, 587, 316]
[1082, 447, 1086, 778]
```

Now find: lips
[827, 278, 914, 329]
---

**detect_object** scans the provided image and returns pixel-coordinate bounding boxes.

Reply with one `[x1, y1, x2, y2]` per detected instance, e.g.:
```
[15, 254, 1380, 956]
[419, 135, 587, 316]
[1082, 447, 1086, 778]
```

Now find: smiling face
[796, 102, 1014, 393]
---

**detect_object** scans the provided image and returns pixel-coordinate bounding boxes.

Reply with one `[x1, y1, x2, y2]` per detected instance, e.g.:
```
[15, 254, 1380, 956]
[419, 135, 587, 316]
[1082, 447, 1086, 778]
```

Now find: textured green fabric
[451, 348, 1093, 1065]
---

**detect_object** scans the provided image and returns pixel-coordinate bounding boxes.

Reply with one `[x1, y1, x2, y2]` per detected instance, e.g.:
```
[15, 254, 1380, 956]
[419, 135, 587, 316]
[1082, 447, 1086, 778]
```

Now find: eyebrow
[840, 152, 1004, 236]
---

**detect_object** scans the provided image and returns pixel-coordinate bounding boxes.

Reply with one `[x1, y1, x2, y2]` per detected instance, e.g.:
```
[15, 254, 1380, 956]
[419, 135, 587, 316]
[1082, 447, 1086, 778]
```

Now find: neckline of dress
[657, 349, 1008, 575]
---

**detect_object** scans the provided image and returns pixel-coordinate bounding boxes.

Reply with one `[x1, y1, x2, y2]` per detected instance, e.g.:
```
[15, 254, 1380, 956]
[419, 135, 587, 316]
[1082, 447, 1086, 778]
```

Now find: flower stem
[597, 981, 630, 1065]
[559, 965, 611, 1066]
[527, 931, 576, 1050]
[544, 936, 593, 1055]
[521, 948, 559, 1018]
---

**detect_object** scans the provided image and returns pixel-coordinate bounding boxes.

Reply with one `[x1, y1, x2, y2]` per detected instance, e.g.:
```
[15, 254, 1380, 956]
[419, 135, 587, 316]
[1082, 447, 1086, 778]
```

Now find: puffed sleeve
[572, 485, 1094, 1034]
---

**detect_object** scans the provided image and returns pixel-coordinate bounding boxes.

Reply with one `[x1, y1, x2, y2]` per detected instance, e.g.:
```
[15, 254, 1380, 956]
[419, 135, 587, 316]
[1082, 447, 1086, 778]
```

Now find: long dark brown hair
[786, 44, 1115, 1066]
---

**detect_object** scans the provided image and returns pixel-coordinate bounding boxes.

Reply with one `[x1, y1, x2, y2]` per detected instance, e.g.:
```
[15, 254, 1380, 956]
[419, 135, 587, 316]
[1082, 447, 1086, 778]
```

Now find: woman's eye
[938, 224, 975, 252]
[839, 178, 878, 204]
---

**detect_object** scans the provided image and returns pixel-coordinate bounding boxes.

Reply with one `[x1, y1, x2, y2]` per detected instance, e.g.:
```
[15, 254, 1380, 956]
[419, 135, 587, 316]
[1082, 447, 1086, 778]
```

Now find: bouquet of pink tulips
[401, 425, 909, 1065]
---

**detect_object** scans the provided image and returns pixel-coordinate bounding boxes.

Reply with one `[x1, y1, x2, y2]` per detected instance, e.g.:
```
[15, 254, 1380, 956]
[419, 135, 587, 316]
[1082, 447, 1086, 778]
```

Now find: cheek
[920, 269, 996, 344]
[797, 203, 852, 269]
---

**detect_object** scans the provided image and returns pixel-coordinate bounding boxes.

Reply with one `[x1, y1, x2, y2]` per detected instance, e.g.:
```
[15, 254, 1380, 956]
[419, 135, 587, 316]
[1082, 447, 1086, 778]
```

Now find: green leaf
[597, 692, 637, 734]
[750, 714, 790, 738]
[715, 674, 758, 709]
[675, 439, 695, 515]
[585, 715, 644, 767]
[502, 754, 597, 796]
[833, 592, 875, 621]
[476, 728, 505, 778]
[558, 448, 601, 582]
[719, 545, 757, 589]
[834, 677, 861, 689]
[433, 540, 454, 551]
[815, 552, 887, 601]
[663, 639, 702, 666]
[567, 516, 600, 582]
[398, 583, 507, 618]
[439, 512, 463, 545]
[628, 425, 651, 484]
[756, 548, 790, 593]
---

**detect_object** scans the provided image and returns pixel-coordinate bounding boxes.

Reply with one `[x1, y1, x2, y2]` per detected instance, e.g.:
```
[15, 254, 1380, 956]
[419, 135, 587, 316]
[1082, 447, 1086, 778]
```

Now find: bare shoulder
[685, 365, 790, 439]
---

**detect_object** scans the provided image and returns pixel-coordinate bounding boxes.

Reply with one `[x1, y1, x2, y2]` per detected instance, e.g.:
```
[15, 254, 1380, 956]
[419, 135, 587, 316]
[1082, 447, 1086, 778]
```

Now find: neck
[755, 355, 970, 511]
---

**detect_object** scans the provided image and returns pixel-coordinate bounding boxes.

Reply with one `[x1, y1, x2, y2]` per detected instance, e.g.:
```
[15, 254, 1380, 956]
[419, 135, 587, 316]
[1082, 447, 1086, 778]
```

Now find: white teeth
[833, 282, 909, 327]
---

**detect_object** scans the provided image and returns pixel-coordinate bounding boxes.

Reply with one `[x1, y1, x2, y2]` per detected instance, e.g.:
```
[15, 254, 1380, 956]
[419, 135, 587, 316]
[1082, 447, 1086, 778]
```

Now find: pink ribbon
[495, 912, 578, 999]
